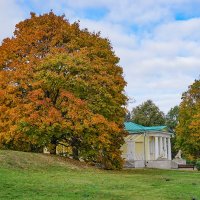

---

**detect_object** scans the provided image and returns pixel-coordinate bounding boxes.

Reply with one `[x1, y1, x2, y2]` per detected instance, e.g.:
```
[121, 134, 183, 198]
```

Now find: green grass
[0, 150, 200, 200]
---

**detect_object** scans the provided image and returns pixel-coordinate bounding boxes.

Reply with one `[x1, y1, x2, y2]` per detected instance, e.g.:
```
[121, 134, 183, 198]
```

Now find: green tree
[176, 79, 200, 160]
[131, 100, 165, 126]
[166, 106, 179, 158]
[125, 111, 131, 122]
[0, 12, 127, 169]
[166, 106, 179, 131]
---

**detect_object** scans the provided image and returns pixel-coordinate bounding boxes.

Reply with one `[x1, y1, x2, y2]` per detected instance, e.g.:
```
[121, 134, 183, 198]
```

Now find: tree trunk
[71, 137, 79, 160]
[49, 143, 57, 154]
[72, 146, 79, 160]
[49, 137, 57, 154]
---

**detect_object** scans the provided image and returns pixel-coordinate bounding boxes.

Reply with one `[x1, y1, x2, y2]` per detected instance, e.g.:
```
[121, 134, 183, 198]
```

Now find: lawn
[0, 150, 200, 200]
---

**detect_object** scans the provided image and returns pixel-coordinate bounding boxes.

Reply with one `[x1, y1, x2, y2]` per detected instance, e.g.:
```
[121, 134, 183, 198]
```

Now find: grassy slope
[0, 150, 200, 200]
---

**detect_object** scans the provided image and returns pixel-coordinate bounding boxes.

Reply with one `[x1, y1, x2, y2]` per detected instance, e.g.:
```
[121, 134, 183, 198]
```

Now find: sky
[0, 0, 200, 113]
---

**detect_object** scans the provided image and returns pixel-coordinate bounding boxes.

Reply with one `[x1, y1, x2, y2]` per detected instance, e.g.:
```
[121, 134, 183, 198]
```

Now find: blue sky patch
[82, 7, 108, 20]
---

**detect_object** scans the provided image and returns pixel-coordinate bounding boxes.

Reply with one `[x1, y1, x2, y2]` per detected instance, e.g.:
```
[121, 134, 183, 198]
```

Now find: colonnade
[154, 136, 171, 160]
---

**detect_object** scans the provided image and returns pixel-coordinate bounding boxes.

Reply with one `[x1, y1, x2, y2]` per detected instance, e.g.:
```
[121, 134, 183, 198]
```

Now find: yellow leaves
[60, 91, 76, 100]
[46, 107, 63, 124]
[31, 80, 44, 88]
[98, 132, 110, 145]
[176, 79, 200, 159]
[28, 89, 44, 101]
[91, 115, 105, 125]
[5, 84, 17, 94]
[189, 113, 200, 139]
[9, 125, 18, 134]
[29, 112, 40, 122]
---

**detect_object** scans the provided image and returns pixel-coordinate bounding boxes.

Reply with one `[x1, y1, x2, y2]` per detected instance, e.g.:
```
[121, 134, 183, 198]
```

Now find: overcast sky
[1, 0, 200, 113]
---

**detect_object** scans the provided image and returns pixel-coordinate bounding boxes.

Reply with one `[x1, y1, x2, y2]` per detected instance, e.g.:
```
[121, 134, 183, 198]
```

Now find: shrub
[195, 160, 200, 171]
[187, 160, 196, 165]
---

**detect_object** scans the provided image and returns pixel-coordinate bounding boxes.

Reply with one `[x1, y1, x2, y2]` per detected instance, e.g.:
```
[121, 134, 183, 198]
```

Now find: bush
[187, 160, 196, 165]
[195, 160, 200, 171]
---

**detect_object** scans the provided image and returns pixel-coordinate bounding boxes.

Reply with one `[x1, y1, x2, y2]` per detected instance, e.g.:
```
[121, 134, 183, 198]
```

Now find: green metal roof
[124, 122, 146, 133]
[144, 126, 167, 131]
[124, 122, 169, 134]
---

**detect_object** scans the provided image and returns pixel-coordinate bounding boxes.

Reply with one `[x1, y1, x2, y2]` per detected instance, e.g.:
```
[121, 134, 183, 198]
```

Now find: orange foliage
[176, 79, 200, 159]
[0, 12, 127, 169]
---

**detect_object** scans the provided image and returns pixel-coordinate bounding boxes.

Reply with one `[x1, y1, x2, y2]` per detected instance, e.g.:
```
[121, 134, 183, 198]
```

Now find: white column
[159, 137, 163, 157]
[155, 136, 159, 160]
[163, 137, 167, 158]
[127, 140, 134, 160]
[133, 142, 135, 160]
[167, 138, 172, 160]
[147, 136, 150, 160]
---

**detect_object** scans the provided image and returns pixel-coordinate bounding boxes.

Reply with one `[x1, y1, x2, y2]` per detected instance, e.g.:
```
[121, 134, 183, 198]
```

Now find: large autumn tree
[130, 100, 165, 126]
[0, 12, 127, 169]
[176, 79, 200, 160]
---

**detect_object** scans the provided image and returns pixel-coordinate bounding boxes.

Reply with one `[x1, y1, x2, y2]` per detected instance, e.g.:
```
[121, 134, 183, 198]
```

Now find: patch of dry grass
[0, 150, 93, 170]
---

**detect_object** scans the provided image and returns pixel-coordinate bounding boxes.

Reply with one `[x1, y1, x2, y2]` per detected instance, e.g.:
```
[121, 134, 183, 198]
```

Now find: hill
[0, 150, 200, 200]
[0, 150, 92, 170]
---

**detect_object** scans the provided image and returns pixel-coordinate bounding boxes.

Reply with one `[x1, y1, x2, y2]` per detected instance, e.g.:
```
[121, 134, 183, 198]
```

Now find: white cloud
[154, 18, 200, 41]
[78, 19, 137, 49]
